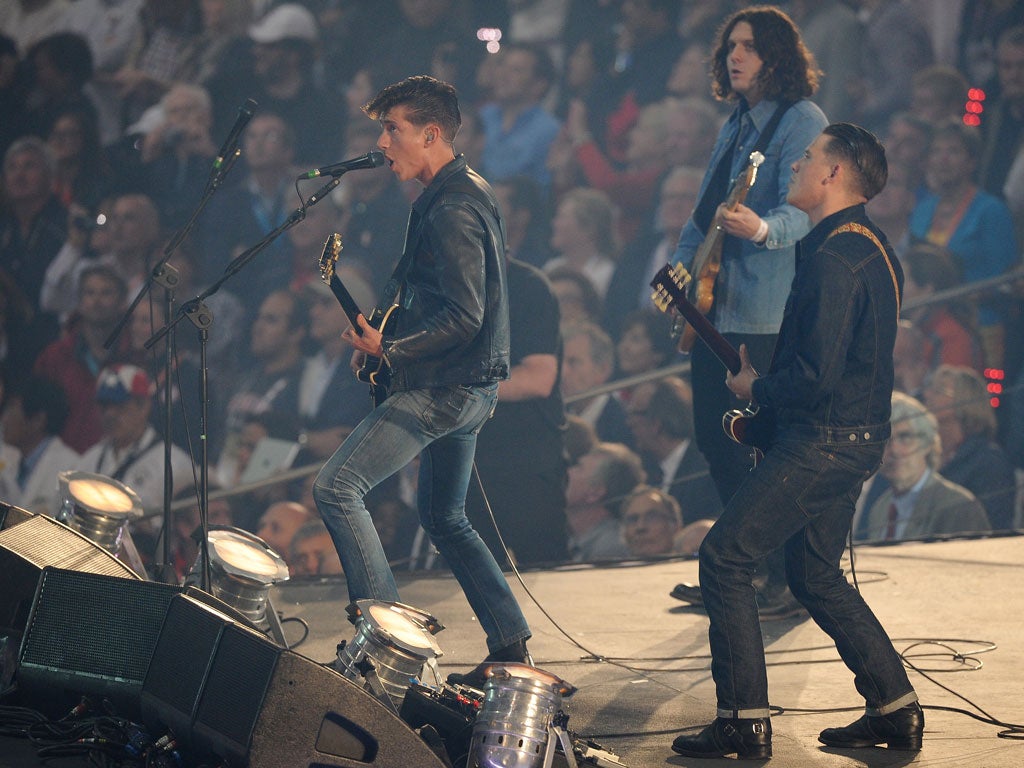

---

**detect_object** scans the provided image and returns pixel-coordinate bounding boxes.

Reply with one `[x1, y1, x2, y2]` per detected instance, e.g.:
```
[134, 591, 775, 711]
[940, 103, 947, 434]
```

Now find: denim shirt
[672, 98, 827, 334]
[752, 205, 903, 439]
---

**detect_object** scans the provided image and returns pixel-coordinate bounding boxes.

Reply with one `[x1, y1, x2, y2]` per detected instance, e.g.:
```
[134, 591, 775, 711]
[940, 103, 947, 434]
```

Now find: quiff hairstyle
[363, 75, 461, 145]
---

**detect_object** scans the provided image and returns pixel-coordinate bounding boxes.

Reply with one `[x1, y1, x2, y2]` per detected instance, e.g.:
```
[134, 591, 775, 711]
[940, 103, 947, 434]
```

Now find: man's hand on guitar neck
[725, 343, 759, 401]
[716, 202, 766, 242]
[343, 314, 384, 358]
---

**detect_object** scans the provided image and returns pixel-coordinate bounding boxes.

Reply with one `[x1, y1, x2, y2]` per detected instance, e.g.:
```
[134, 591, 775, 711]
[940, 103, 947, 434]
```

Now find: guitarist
[311, 76, 534, 679]
[667, 7, 826, 615]
[671, 123, 920, 759]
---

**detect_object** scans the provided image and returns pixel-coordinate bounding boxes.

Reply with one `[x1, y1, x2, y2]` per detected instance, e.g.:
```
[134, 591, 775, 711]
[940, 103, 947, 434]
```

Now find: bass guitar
[319, 233, 399, 406]
[651, 263, 776, 461]
[676, 150, 765, 353]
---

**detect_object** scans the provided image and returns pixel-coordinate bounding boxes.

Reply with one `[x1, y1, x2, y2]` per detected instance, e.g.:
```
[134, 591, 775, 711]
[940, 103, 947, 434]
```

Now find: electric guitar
[676, 150, 765, 353]
[651, 263, 776, 461]
[319, 233, 399, 406]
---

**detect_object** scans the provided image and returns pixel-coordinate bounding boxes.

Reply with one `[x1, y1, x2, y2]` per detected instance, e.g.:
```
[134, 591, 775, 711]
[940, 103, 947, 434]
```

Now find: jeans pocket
[420, 385, 472, 434]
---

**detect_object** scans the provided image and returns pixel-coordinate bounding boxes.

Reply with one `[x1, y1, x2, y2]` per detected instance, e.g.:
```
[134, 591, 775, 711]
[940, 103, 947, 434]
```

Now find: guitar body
[651, 263, 776, 461]
[677, 151, 765, 353]
[319, 233, 400, 407]
[355, 303, 401, 406]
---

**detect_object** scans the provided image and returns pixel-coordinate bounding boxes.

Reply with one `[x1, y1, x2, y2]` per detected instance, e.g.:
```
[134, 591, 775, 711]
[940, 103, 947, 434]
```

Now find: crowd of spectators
[2, 0, 1022, 579]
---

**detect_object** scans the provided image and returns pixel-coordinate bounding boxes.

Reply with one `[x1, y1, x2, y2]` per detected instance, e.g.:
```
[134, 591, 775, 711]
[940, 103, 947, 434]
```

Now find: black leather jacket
[752, 204, 903, 444]
[381, 156, 510, 392]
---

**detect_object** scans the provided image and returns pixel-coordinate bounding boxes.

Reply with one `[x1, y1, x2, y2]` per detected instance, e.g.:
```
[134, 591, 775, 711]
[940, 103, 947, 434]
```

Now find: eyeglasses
[887, 431, 926, 447]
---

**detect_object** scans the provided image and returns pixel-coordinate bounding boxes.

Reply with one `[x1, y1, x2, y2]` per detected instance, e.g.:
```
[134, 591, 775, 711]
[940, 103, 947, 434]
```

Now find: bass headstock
[650, 263, 692, 314]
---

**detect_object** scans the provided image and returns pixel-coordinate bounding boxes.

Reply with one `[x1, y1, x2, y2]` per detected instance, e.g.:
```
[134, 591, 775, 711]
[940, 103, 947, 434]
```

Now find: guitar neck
[674, 296, 742, 375]
[327, 275, 365, 331]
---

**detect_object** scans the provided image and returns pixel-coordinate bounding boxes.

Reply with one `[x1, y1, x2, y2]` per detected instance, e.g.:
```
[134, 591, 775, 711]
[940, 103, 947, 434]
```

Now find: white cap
[249, 3, 318, 44]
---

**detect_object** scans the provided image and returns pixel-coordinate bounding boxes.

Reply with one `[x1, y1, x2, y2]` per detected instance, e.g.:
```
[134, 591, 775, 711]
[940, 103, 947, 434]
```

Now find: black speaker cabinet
[15, 567, 181, 717]
[0, 514, 140, 645]
[142, 594, 447, 768]
[0, 501, 35, 530]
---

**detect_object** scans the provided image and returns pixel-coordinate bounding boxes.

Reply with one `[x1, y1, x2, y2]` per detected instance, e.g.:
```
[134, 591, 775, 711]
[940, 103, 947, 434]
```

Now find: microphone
[299, 150, 385, 179]
[212, 98, 258, 172]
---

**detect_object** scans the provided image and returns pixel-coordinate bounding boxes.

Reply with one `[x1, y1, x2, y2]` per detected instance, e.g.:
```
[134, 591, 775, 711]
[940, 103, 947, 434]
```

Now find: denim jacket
[381, 155, 511, 392]
[672, 98, 828, 334]
[752, 205, 903, 442]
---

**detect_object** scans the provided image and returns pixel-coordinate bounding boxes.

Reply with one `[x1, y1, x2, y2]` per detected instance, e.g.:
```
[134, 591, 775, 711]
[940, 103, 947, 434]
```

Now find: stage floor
[3, 534, 1023, 767]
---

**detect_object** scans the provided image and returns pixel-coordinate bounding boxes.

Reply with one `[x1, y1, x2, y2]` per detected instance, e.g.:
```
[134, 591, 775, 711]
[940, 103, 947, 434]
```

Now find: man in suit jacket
[626, 376, 722, 525]
[0, 375, 81, 515]
[859, 391, 989, 541]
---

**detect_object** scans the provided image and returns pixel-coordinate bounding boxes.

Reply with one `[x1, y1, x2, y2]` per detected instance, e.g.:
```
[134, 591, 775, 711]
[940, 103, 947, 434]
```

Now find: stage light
[57, 470, 147, 574]
[185, 526, 289, 640]
[333, 599, 443, 707]
[469, 663, 577, 768]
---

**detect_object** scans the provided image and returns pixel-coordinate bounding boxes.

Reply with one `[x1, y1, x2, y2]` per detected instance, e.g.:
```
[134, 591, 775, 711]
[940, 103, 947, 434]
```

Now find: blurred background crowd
[1, 0, 1023, 580]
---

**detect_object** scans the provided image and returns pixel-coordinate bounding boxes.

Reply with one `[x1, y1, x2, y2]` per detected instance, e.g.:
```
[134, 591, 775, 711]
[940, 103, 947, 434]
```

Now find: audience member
[467, 254, 568, 567]
[478, 42, 560, 192]
[0, 136, 67, 319]
[546, 265, 603, 326]
[493, 174, 553, 270]
[207, 3, 342, 167]
[256, 499, 315, 558]
[19, 32, 99, 142]
[219, 288, 307, 477]
[0, 0, 73, 56]
[45, 102, 113, 210]
[544, 186, 618, 299]
[79, 362, 192, 523]
[130, 82, 217, 229]
[625, 376, 722, 524]
[663, 96, 721, 169]
[564, 412, 598, 467]
[0, 374, 80, 515]
[565, 441, 644, 562]
[0, 265, 56, 375]
[909, 65, 970, 123]
[901, 243, 984, 372]
[298, 271, 375, 461]
[614, 310, 676, 381]
[882, 111, 933, 195]
[604, 165, 702, 338]
[893, 319, 934, 399]
[553, 98, 673, 243]
[289, 518, 344, 577]
[33, 264, 131, 452]
[978, 25, 1024, 197]
[922, 364, 1017, 531]
[111, 0, 203, 126]
[848, 0, 934, 132]
[789, 0, 863, 123]
[621, 484, 682, 558]
[560, 321, 632, 447]
[197, 111, 299, 317]
[865, 162, 915, 256]
[858, 391, 990, 542]
[554, 29, 619, 137]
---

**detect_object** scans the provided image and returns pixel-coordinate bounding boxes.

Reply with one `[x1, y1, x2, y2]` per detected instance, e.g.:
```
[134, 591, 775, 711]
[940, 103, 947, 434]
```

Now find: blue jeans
[698, 434, 917, 719]
[312, 383, 531, 653]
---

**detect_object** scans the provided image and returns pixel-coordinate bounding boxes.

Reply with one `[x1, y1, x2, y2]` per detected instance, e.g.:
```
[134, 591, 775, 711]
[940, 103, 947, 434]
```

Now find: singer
[312, 75, 533, 680]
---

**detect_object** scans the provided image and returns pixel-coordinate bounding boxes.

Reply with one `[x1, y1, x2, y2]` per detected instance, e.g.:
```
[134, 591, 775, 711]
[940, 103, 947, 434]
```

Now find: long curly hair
[710, 6, 820, 103]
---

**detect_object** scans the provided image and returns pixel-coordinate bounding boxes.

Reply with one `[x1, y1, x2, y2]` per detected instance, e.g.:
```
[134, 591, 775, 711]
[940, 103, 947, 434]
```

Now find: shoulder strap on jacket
[828, 222, 901, 314]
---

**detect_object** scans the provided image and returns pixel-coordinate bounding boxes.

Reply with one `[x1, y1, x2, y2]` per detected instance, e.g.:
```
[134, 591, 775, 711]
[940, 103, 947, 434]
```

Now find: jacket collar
[412, 154, 467, 216]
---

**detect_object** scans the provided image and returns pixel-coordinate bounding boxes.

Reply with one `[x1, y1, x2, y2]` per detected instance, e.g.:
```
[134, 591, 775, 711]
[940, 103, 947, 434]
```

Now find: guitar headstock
[319, 232, 343, 284]
[745, 151, 765, 188]
[650, 264, 692, 313]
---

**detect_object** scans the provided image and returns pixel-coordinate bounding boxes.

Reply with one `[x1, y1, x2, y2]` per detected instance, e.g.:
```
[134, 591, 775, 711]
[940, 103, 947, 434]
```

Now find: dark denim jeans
[313, 383, 531, 653]
[698, 434, 917, 719]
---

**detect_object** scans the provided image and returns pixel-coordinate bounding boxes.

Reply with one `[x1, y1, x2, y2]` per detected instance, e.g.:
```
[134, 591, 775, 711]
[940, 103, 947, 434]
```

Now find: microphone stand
[103, 146, 244, 584]
[145, 175, 343, 592]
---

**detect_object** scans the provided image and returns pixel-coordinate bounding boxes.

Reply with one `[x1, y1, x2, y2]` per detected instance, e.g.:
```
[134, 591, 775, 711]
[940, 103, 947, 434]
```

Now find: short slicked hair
[363, 75, 461, 144]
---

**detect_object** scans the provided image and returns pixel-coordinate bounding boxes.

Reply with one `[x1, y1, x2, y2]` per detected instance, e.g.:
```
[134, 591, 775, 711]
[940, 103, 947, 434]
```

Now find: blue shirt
[672, 98, 828, 335]
[479, 103, 561, 189]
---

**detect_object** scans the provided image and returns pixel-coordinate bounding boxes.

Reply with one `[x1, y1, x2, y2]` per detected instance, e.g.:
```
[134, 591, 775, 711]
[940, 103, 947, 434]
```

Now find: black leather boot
[671, 717, 772, 759]
[446, 638, 531, 689]
[818, 702, 924, 750]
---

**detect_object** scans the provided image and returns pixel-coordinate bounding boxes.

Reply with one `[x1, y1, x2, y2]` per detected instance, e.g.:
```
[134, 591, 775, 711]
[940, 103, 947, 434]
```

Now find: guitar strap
[827, 222, 902, 314]
[692, 100, 793, 235]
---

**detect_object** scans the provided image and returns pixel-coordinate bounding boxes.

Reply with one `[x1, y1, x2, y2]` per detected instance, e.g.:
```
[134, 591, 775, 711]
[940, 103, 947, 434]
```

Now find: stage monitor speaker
[15, 567, 180, 718]
[141, 594, 447, 768]
[0, 501, 35, 530]
[0, 514, 140, 650]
